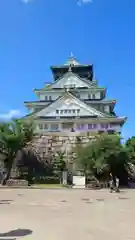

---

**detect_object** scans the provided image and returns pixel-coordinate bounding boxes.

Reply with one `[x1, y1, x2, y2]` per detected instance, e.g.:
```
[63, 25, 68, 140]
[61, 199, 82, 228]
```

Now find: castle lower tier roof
[25, 115, 126, 125]
[50, 71, 96, 88]
[33, 71, 100, 92]
[24, 99, 116, 106]
[24, 91, 125, 121]
[51, 64, 92, 69]
[33, 87, 106, 93]
[51, 64, 93, 81]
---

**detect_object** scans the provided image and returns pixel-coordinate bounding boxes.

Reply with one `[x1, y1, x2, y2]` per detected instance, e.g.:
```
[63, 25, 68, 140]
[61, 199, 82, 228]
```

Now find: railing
[37, 126, 121, 133]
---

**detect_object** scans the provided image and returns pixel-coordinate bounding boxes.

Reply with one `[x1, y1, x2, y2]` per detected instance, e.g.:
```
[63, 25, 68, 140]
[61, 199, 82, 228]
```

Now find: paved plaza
[0, 188, 135, 240]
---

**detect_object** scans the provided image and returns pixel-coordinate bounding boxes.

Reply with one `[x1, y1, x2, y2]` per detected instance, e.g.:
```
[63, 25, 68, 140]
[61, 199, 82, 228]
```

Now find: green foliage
[0, 119, 34, 184]
[53, 151, 66, 183]
[33, 176, 60, 184]
[75, 133, 130, 182]
[126, 136, 135, 163]
[53, 151, 66, 172]
[0, 119, 34, 156]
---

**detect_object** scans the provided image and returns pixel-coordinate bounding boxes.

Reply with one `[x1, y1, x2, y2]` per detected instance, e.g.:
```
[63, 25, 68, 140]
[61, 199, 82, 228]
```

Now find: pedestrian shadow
[0, 239, 16, 240]
[118, 197, 129, 200]
[0, 200, 13, 205]
[60, 200, 67, 202]
[96, 198, 104, 202]
[81, 198, 90, 201]
[0, 228, 32, 238]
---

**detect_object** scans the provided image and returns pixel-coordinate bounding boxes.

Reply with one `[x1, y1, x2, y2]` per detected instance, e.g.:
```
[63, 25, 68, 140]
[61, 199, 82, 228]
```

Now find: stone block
[82, 138, 90, 143]
[63, 137, 69, 141]
[70, 140, 76, 144]
[58, 136, 65, 141]
[46, 143, 51, 147]
[28, 134, 96, 159]
[6, 179, 28, 186]
[69, 136, 76, 141]
[52, 142, 62, 147]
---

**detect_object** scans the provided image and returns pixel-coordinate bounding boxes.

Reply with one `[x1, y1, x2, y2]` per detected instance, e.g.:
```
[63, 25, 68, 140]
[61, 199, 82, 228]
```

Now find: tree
[126, 136, 135, 163]
[75, 133, 130, 184]
[0, 119, 34, 185]
[125, 136, 135, 179]
[17, 147, 41, 185]
[53, 151, 66, 183]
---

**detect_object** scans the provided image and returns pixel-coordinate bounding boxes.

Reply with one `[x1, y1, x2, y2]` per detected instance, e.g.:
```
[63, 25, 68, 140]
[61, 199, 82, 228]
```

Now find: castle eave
[33, 87, 106, 93]
[24, 100, 53, 106]
[84, 99, 116, 104]
[51, 64, 92, 69]
[33, 116, 127, 124]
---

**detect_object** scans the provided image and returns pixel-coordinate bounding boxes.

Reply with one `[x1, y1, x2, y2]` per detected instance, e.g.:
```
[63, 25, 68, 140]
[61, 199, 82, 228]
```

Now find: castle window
[73, 109, 75, 114]
[92, 94, 95, 99]
[60, 110, 63, 114]
[100, 124, 108, 129]
[110, 123, 117, 128]
[49, 96, 52, 101]
[64, 109, 67, 113]
[77, 109, 80, 114]
[68, 109, 71, 114]
[45, 96, 48, 101]
[44, 124, 48, 129]
[88, 124, 93, 129]
[56, 110, 59, 114]
[51, 124, 59, 131]
[88, 94, 91, 99]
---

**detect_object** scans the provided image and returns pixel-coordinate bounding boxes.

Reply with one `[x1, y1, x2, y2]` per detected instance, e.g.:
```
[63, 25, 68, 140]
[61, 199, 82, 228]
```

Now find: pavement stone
[0, 189, 134, 240]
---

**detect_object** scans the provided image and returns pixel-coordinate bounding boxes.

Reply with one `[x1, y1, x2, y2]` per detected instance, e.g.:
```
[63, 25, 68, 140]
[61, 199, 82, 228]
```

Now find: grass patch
[33, 184, 64, 188]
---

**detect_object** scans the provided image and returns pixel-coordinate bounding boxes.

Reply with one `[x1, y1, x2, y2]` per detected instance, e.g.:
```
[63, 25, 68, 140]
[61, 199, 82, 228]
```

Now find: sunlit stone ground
[0, 188, 135, 240]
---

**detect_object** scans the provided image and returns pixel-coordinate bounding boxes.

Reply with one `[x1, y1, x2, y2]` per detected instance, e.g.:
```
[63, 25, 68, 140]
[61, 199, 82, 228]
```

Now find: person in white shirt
[115, 177, 120, 192]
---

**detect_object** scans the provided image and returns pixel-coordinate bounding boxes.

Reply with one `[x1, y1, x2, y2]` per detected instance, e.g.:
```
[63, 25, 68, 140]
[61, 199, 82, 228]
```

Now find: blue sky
[0, 0, 135, 139]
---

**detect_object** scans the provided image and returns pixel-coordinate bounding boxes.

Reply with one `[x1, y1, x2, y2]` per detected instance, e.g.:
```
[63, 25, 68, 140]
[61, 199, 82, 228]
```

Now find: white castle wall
[39, 91, 101, 101]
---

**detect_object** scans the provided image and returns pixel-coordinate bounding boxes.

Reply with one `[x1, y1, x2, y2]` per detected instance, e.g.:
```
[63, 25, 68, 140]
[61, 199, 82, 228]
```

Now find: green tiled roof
[44, 84, 52, 89]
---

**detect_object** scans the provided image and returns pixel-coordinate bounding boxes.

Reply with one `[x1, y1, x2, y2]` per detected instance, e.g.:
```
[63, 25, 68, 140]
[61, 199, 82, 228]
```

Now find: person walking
[115, 177, 120, 192]
[109, 173, 114, 193]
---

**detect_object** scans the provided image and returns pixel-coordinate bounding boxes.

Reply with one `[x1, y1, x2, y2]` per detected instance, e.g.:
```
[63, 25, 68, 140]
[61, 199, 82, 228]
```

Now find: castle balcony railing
[36, 124, 121, 134]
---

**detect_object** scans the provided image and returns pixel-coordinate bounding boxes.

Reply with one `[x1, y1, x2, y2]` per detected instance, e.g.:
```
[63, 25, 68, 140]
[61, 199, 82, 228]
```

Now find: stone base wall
[30, 132, 97, 159]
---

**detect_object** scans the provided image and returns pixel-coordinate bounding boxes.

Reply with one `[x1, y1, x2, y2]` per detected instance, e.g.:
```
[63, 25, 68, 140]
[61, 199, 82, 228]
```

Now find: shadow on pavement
[0, 228, 32, 237]
[0, 239, 16, 240]
[81, 198, 90, 201]
[118, 197, 129, 200]
[0, 200, 13, 205]
[0, 200, 13, 202]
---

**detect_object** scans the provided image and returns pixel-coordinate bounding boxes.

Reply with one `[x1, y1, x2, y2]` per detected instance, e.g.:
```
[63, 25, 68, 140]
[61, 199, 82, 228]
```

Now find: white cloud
[0, 110, 22, 120]
[21, 0, 92, 6]
[77, 0, 93, 6]
[21, 0, 32, 4]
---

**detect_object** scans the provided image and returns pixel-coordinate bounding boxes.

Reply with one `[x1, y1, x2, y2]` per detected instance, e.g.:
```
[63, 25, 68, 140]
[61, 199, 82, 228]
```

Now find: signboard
[73, 176, 85, 188]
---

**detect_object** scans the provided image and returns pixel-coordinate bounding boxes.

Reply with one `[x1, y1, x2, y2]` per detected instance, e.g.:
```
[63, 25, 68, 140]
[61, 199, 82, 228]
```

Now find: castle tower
[24, 54, 126, 134]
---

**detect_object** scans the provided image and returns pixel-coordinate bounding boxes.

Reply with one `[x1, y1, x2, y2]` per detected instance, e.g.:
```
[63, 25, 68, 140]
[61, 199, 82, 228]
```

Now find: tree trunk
[2, 160, 13, 185]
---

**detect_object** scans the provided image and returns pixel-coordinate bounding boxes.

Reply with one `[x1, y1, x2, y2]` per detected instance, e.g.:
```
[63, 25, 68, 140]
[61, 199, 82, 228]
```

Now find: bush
[34, 176, 60, 184]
